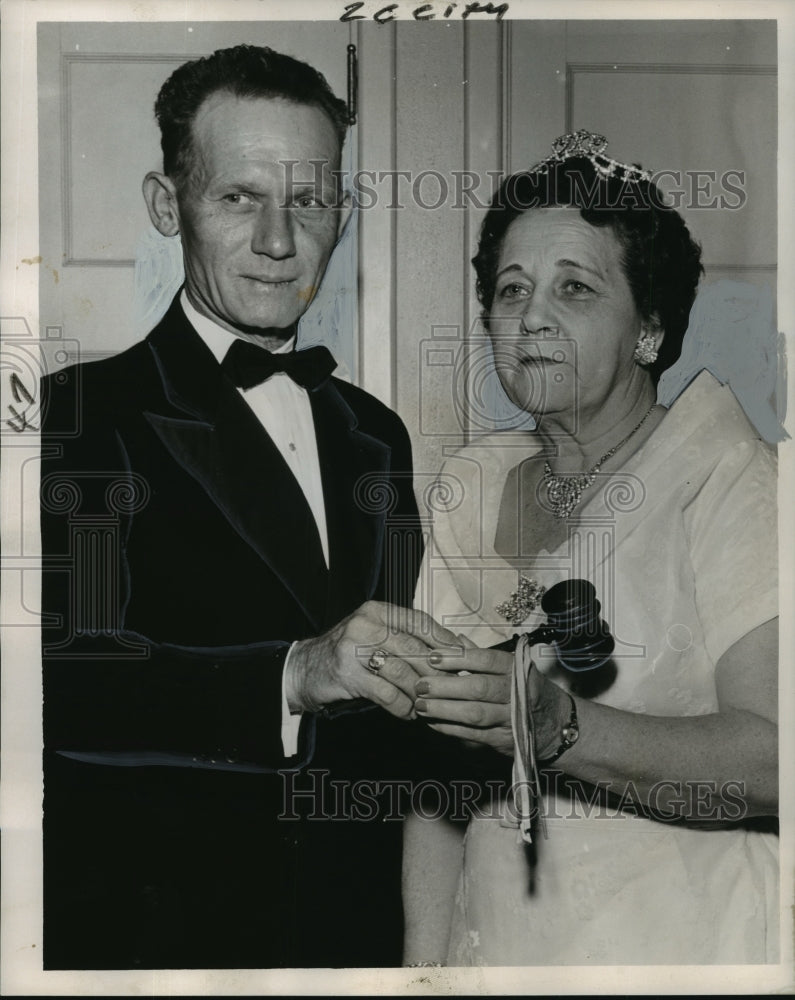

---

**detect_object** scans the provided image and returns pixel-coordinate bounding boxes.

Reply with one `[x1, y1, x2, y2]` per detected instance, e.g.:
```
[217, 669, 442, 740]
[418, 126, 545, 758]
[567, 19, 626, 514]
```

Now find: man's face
[174, 92, 347, 336]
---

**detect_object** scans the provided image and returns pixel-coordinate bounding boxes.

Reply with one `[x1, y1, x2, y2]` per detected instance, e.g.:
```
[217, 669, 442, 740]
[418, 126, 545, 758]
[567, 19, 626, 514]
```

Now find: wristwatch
[538, 694, 579, 766]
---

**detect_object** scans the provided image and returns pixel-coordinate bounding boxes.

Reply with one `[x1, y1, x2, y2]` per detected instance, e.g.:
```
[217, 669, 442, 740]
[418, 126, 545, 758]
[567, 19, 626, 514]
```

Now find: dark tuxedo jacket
[40, 297, 424, 969]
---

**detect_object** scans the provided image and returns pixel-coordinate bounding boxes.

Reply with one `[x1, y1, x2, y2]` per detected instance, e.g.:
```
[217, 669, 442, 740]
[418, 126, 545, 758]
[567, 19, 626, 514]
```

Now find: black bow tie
[221, 339, 336, 391]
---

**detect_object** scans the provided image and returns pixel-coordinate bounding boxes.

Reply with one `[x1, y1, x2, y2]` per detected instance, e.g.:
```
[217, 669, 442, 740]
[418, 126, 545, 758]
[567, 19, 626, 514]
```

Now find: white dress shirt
[181, 290, 326, 755]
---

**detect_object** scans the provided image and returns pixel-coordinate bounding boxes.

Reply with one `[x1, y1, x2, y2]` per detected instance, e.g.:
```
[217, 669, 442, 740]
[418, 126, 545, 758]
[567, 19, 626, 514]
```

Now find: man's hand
[285, 601, 461, 719]
[414, 642, 514, 755]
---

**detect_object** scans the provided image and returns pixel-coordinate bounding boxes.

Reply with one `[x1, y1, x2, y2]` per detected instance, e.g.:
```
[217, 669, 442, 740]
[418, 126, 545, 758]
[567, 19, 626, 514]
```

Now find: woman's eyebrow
[495, 263, 526, 280]
[556, 257, 604, 279]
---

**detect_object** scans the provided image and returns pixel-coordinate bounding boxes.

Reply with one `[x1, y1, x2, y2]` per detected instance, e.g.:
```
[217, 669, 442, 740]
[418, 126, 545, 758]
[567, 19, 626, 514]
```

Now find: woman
[403, 131, 779, 966]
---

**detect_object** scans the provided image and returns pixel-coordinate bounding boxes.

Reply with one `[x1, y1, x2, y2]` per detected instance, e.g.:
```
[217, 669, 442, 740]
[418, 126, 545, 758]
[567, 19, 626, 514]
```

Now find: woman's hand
[413, 638, 575, 760]
[413, 639, 514, 755]
[522, 658, 577, 760]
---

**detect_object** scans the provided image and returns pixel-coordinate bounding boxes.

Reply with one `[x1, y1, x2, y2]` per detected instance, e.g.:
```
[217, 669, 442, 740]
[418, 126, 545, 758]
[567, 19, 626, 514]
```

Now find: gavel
[496, 579, 615, 672]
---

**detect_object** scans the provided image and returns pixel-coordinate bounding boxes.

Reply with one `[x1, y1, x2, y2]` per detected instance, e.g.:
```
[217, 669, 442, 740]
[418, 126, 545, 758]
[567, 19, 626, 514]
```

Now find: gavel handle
[492, 625, 558, 655]
[319, 697, 375, 719]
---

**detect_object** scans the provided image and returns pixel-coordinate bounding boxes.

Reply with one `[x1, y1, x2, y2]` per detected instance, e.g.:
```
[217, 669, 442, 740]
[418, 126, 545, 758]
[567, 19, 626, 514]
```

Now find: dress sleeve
[685, 438, 778, 664]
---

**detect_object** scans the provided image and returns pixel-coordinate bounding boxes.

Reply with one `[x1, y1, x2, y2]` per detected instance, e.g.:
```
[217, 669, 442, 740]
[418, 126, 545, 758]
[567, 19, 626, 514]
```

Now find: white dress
[418, 372, 779, 965]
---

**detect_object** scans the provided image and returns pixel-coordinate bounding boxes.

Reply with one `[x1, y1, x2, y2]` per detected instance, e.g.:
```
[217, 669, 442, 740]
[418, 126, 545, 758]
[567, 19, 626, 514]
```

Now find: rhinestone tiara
[528, 129, 653, 182]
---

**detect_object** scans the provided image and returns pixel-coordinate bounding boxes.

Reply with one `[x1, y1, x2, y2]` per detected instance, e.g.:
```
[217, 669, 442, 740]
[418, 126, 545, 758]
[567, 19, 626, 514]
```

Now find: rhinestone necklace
[543, 403, 657, 519]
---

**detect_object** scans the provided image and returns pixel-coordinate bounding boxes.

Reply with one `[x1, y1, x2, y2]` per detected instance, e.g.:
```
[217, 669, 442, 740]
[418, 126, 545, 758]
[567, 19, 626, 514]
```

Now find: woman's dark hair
[473, 156, 704, 383]
[154, 44, 350, 190]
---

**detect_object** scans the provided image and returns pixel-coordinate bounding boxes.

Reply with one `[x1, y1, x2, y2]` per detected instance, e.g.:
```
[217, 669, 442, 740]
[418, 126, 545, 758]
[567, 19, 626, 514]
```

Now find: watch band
[538, 693, 579, 766]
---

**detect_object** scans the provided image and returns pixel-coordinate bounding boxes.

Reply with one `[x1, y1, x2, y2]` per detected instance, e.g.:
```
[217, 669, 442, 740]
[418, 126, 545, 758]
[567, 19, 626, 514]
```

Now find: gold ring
[366, 648, 388, 674]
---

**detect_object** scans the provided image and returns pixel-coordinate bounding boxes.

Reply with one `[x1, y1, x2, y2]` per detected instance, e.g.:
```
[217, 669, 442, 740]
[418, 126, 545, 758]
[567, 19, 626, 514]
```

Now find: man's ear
[641, 312, 665, 351]
[142, 172, 181, 237]
[335, 190, 354, 241]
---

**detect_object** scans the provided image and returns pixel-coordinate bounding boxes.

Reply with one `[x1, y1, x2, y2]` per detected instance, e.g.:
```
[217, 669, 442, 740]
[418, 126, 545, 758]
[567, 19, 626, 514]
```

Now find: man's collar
[179, 289, 296, 362]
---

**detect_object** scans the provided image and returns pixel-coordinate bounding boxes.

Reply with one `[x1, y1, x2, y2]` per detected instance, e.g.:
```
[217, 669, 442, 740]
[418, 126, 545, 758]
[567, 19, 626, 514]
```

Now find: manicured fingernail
[416, 680, 430, 696]
[415, 699, 428, 713]
[428, 652, 443, 666]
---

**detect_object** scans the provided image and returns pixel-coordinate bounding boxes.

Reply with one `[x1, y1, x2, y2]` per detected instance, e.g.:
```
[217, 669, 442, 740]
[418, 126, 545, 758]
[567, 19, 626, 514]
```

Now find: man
[41, 44, 446, 970]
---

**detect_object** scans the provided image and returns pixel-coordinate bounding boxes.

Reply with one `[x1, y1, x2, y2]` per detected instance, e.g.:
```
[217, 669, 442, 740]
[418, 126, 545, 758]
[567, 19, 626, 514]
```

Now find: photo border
[2, 0, 793, 994]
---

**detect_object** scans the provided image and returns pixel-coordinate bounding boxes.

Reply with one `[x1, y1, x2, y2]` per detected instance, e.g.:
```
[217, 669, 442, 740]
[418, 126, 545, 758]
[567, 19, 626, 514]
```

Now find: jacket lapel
[142, 299, 329, 629]
[311, 384, 392, 626]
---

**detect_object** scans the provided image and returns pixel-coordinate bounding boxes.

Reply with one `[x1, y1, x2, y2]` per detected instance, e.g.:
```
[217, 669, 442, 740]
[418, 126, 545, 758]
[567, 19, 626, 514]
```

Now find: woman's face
[488, 207, 656, 425]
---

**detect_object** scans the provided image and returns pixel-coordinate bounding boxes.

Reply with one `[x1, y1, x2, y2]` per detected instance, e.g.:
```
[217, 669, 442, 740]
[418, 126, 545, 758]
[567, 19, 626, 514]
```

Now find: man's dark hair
[473, 157, 704, 384]
[154, 44, 349, 190]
